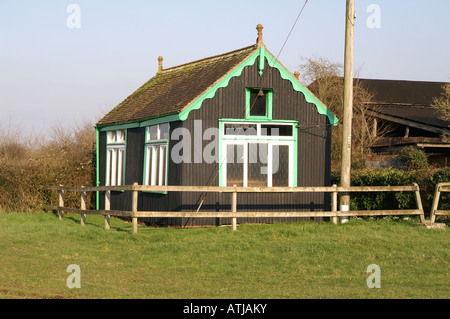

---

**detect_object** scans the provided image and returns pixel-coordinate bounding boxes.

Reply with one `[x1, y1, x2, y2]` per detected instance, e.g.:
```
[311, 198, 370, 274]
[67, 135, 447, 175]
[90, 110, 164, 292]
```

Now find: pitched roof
[368, 104, 449, 129]
[359, 78, 450, 130]
[357, 78, 447, 105]
[97, 44, 258, 126]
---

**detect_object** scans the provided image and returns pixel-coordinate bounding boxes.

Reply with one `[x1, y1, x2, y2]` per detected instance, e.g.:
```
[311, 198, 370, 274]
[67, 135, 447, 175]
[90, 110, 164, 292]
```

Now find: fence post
[132, 182, 138, 234]
[105, 189, 111, 230]
[413, 183, 425, 224]
[232, 185, 237, 231]
[80, 186, 86, 226]
[430, 183, 441, 224]
[332, 184, 338, 225]
[58, 185, 64, 220]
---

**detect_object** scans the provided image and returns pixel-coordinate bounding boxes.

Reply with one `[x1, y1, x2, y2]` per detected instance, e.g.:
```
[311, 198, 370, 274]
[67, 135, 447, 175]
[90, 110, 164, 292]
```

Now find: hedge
[331, 168, 450, 216]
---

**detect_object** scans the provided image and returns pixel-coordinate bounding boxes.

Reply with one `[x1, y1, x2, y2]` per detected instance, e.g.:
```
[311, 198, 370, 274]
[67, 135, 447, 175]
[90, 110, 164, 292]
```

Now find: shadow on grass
[51, 212, 135, 234]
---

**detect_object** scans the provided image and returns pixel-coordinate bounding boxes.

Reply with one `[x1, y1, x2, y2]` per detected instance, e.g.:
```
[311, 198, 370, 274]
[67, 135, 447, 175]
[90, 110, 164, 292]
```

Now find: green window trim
[218, 119, 298, 188]
[96, 127, 100, 210]
[98, 122, 139, 132]
[96, 113, 179, 132]
[245, 88, 273, 120]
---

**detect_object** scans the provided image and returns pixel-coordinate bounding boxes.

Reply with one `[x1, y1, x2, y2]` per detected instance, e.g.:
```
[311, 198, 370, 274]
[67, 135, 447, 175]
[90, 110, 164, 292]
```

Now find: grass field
[0, 211, 448, 299]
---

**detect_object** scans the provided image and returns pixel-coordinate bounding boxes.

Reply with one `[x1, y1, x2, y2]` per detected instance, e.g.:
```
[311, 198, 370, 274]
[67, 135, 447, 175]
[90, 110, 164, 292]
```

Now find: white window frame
[223, 122, 294, 139]
[143, 123, 169, 188]
[221, 121, 295, 187]
[106, 130, 126, 186]
[222, 140, 293, 187]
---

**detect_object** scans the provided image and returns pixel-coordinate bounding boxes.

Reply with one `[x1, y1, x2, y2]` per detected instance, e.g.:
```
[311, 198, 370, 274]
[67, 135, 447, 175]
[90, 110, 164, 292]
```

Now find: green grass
[0, 212, 448, 299]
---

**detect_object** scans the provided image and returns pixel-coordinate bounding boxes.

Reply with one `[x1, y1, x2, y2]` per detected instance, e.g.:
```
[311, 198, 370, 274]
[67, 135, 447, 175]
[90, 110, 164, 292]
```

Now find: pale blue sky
[1, 0, 449, 136]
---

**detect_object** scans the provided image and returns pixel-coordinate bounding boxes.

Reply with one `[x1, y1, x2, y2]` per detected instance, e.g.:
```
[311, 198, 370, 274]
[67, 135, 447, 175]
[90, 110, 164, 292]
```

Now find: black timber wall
[178, 56, 332, 226]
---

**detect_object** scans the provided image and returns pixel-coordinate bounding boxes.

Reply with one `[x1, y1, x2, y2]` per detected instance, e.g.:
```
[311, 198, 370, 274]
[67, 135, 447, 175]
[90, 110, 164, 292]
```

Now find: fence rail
[430, 182, 450, 223]
[45, 182, 427, 234]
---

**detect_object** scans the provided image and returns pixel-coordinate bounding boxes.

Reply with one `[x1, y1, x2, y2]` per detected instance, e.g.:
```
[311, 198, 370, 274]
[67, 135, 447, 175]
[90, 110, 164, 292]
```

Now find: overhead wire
[194, 0, 310, 213]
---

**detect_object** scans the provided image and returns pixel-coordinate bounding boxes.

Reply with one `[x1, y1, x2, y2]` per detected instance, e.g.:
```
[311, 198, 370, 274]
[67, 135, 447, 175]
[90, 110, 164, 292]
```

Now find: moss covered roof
[97, 44, 258, 126]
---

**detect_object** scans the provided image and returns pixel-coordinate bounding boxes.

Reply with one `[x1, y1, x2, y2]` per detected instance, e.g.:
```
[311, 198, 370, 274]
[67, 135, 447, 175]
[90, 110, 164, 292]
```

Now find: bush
[398, 146, 429, 170]
[429, 168, 450, 210]
[0, 121, 96, 212]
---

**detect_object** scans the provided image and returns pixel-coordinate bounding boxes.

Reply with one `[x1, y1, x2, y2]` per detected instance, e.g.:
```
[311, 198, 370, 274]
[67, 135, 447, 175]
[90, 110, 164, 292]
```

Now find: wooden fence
[430, 182, 450, 223]
[46, 182, 426, 234]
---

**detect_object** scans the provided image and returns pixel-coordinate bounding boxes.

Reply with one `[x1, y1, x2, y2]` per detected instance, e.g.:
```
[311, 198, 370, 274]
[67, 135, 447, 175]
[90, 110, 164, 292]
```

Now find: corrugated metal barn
[95, 25, 338, 226]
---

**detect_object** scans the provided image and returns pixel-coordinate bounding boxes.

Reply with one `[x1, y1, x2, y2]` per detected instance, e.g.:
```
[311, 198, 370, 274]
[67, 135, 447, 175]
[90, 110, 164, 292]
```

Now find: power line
[194, 0, 311, 213]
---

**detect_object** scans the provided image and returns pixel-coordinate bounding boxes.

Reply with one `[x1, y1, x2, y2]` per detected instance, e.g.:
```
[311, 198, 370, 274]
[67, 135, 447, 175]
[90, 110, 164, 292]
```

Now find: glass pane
[149, 125, 158, 141]
[224, 123, 257, 136]
[160, 145, 167, 185]
[248, 143, 267, 187]
[159, 123, 169, 140]
[107, 131, 116, 143]
[110, 148, 117, 186]
[145, 146, 152, 185]
[107, 149, 112, 185]
[117, 130, 125, 143]
[272, 145, 289, 187]
[226, 144, 244, 187]
[261, 124, 293, 136]
[117, 149, 124, 186]
[151, 146, 159, 185]
[249, 89, 267, 117]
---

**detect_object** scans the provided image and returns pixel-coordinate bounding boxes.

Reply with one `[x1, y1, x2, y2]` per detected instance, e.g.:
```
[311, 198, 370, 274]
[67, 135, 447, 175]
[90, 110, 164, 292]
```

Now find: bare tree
[431, 82, 450, 122]
[298, 56, 381, 169]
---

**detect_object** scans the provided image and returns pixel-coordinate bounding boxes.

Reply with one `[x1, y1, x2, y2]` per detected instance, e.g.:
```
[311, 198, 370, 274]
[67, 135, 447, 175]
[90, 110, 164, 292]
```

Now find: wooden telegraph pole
[340, 0, 355, 223]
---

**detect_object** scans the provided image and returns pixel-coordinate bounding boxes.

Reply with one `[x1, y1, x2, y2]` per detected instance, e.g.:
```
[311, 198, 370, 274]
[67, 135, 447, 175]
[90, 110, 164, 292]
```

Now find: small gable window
[246, 88, 272, 119]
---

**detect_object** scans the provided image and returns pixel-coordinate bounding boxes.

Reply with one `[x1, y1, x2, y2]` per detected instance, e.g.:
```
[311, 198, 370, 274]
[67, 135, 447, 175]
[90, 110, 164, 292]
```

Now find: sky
[1, 0, 449, 137]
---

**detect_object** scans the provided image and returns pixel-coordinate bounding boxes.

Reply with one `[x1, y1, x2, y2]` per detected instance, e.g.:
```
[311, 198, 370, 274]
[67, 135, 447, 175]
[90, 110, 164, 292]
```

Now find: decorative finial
[294, 71, 300, 80]
[256, 24, 264, 45]
[157, 56, 163, 73]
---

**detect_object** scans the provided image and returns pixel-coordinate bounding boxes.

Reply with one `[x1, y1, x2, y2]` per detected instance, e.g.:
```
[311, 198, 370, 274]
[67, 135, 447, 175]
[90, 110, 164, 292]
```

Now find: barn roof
[359, 78, 450, 130]
[357, 78, 447, 106]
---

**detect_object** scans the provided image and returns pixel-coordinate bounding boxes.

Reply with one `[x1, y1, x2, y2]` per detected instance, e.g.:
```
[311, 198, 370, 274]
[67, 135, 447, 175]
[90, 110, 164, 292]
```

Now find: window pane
[145, 144, 168, 186]
[145, 146, 152, 185]
[117, 130, 125, 143]
[261, 124, 293, 136]
[248, 143, 267, 187]
[111, 149, 118, 186]
[108, 131, 116, 143]
[272, 145, 289, 187]
[107, 149, 112, 185]
[224, 123, 257, 136]
[159, 123, 169, 140]
[149, 125, 158, 141]
[226, 144, 244, 187]
[160, 145, 167, 185]
[249, 89, 267, 117]
[151, 146, 159, 185]
[117, 149, 124, 186]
